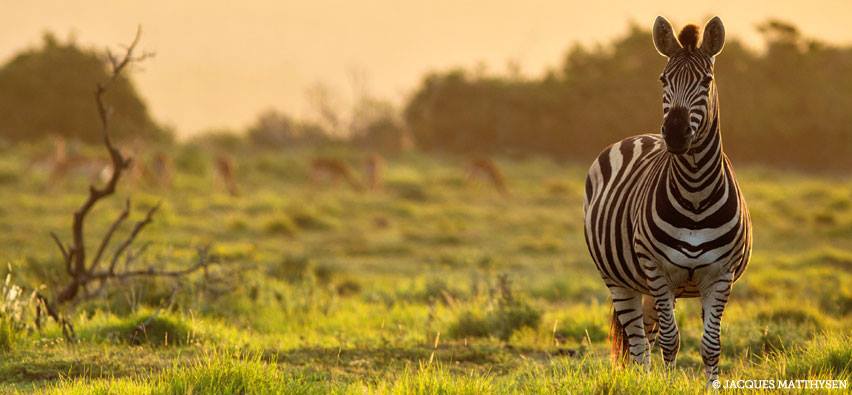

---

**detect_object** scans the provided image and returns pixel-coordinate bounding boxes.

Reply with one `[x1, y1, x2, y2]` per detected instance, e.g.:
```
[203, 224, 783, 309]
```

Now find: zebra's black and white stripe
[582, 16, 752, 385]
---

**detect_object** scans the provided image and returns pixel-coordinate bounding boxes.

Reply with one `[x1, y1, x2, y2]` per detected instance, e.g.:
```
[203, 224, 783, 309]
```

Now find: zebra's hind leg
[699, 273, 734, 386]
[609, 287, 650, 368]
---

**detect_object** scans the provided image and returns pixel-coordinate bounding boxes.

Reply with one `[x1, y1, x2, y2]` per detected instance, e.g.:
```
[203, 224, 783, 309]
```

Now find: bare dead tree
[40, 27, 214, 341]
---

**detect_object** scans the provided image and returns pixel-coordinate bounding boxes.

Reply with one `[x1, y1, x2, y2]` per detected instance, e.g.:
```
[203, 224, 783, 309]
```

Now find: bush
[268, 255, 313, 283]
[0, 33, 166, 143]
[247, 110, 330, 148]
[448, 312, 491, 339]
[448, 301, 541, 341]
[94, 312, 194, 346]
[387, 179, 430, 202]
[335, 279, 362, 297]
[174, 144, 210, 176]
[289, 207, 337, 231]
[263, 216, 298, 236]
[412, 278, 465, 305]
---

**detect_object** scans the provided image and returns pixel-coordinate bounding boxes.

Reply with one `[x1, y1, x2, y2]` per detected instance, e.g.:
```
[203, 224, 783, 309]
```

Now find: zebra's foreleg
[637, 256, 680, 367]
[610, 287, 650, 367]
[699, 272, 733, 385]
[652, 292, 679, 367]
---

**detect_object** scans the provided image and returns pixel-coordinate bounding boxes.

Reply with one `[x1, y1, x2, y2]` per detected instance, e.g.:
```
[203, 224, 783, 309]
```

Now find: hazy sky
[2, 1, 850, 136]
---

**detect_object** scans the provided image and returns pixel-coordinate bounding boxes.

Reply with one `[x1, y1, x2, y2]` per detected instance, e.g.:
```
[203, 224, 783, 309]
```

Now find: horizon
[2, 1, 851, 137]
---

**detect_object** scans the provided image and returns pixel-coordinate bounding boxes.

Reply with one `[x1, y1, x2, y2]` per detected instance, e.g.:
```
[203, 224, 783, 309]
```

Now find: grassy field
[0, 143, 849, 394]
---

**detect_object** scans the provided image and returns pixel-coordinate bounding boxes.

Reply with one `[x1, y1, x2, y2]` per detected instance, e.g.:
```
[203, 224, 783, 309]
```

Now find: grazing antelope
[364, 154, 384, 191]
[466, 157, 508, 195]
[310, 158, 364, 191]
[583, 17, 750, 386]
[215, 154, 239, 196]
[30, 137, 110, 186]
[148, 151, 173, 188]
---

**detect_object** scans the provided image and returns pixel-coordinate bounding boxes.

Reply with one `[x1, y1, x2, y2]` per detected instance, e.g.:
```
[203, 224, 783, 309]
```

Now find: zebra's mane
[678, 25, 700, 49]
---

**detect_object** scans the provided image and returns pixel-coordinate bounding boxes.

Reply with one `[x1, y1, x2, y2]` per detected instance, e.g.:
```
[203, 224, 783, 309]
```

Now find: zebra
[582, 16, 752, 385]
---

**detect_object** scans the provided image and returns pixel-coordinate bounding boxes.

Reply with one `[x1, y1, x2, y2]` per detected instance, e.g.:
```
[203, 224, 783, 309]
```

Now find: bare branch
[93, 246, 212, 281]
[108, 202, 160, 275]
[50, 232, 71, 268]
[90, 198, 131, 273]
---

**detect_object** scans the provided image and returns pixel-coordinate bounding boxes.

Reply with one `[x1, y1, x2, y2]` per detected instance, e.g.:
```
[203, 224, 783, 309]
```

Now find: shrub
[268, 255, 313, 283]
[289, 207, 337, 231]
[448, 301, 542, 341]
[387, 179, 430, 202]
[0, 33, 167, 143]
[447, 311, 491, 339]
[174, 144, 210, 176]
[93, 312, 194, 346]
[263, 216, 298, 236]
[335, 279, 362, 297]
[418, 278, 465, 304]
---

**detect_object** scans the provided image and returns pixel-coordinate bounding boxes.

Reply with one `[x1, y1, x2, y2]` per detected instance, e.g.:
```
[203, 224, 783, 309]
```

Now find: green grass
[0, 145, 850, 393]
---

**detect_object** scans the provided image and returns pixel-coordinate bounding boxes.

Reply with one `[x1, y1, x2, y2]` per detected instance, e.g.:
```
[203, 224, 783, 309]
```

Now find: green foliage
[0, 33, 166, 143]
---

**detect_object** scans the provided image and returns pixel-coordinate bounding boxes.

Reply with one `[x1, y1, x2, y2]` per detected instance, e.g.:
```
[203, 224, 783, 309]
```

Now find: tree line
[1, 21, 849, 172]
[405, 21, 852, 171]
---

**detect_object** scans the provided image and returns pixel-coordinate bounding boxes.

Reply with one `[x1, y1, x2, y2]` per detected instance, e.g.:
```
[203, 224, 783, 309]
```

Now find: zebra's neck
[665, 91, 726, 210]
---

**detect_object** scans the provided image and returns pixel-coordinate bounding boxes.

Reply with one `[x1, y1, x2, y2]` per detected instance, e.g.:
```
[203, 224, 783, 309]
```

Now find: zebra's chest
[631, 180, 745, 288]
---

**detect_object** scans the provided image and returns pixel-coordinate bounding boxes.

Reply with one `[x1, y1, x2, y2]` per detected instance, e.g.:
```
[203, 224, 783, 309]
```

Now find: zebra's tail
[610, 308, 630, 363]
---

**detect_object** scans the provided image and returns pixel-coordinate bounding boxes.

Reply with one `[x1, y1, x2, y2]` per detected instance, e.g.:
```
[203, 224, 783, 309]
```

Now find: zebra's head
[652, 16, 725, 154]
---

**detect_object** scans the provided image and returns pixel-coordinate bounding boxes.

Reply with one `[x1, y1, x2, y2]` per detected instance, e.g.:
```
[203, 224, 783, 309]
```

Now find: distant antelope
[149, 151, 173, 188]
[54, 156, 111, 185]
[466, 157, 508, 195]
[364, 154, 384, 191]
[30, 137, 110, 186]
[310, 158, 364, 191]
[215, 154, 239, 196]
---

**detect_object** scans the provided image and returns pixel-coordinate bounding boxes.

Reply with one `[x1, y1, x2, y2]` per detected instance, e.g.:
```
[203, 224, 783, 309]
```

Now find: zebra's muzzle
[661, 107, 694, 154]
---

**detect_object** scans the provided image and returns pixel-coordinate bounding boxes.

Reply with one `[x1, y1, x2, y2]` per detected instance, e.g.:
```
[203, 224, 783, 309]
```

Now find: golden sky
[1, 1, 850, 136]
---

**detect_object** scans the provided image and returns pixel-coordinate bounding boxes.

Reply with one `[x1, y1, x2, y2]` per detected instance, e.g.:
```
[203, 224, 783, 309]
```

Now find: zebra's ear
[653, 16, 681, 57]
[701, 16, 725, 57]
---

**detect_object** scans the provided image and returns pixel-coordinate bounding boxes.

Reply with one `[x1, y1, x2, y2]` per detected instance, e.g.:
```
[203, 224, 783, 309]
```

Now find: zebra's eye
[659, 75, 668, 85]
[702, 76, 713, 86]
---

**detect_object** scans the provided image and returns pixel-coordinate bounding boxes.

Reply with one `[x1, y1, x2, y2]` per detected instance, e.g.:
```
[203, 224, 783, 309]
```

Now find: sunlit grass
[0, 146, 849, 392]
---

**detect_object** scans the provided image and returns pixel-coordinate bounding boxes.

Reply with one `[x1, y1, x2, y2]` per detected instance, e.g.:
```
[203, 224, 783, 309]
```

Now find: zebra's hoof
[707, 378, 721, 390]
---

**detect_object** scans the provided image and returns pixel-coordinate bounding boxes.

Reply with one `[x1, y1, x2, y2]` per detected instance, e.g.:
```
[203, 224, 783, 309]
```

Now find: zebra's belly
[638, 224, 746, 297]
